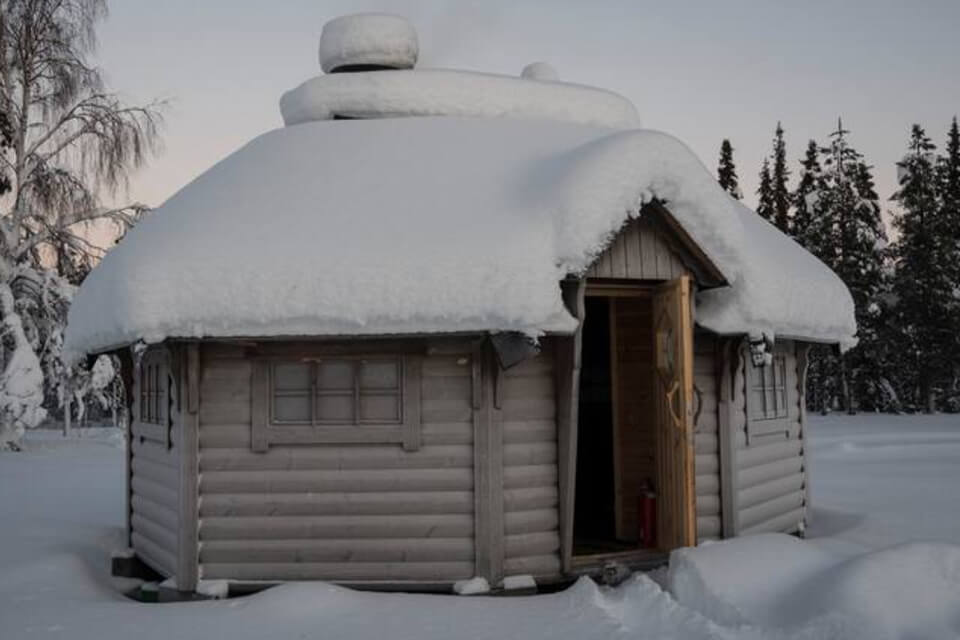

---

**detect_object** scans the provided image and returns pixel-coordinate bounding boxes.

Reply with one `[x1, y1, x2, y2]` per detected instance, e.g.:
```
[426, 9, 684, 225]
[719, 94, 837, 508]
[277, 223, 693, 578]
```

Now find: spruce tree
[717, 139, 742, 199]
[792, 140, 822, 246]
[756, 158, 774, 223]
[890, 125, 953, 412]
[803, 121, 889, 412]
[937, 117, 960, 409]
[771, 123, 791, 233]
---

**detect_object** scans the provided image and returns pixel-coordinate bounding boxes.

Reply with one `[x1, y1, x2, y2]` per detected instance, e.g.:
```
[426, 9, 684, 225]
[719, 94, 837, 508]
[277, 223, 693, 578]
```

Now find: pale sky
[94, 0, 960, 216]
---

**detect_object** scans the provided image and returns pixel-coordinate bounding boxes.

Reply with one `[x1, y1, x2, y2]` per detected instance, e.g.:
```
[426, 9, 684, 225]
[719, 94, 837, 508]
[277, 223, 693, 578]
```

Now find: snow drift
[65, 115, 855, 358]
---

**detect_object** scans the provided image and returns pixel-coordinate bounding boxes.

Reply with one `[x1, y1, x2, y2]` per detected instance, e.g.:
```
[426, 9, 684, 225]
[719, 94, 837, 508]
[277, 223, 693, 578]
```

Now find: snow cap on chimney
[521, 62, 559, 82]
[319, 14, 419, 73]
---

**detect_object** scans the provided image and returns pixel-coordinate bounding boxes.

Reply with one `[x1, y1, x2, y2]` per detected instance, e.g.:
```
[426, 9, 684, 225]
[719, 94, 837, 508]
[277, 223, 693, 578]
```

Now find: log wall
[693, 334, 722, 541]
[731, 340, 807, 535]
[196, 342, 477, 583]
[500, 347, 561, 579]
[130, 347, 181, 578]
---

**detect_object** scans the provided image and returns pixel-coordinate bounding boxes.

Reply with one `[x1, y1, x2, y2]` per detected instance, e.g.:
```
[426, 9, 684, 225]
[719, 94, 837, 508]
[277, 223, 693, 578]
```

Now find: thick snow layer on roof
[318, 14, 419, 72]
[280, 69, 641, 129]
[65, 117, 855, 357]
[697, 200, 857, 346]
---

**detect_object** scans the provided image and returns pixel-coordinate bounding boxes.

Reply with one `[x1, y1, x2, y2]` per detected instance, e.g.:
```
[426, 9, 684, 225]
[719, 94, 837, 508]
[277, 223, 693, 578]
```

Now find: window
[751, 355, 788, 421]
[251, 353, 422, 452]
[270, 359, 403, 425]
[140, 360, 166, 425]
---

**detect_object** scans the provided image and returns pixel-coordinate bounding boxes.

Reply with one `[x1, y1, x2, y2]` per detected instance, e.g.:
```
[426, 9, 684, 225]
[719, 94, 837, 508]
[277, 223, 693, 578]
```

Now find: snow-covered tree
[756, 158, 774, 223]
[792, 140, 822, 245]
[800, 121, 889, 413]
[717, 139, 742, 199]
[0, 0, 162, 448]
[889, 125, 955, 413]
[771, 123, 791, 233]
[938, 117, 960, 410]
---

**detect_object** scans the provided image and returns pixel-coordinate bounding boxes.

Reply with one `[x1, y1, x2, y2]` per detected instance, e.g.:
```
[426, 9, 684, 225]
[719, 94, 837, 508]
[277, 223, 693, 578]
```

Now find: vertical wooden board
[473, 344, 504, 585]
[640, 224, 659, 276]
[556, 280, 584, 574]
[177, 343, 200, 591]
[403, 357, 423, 452]
[717, 339, 740, 538]
[652, 276, 697, 549]
[626, 221, 643, 276]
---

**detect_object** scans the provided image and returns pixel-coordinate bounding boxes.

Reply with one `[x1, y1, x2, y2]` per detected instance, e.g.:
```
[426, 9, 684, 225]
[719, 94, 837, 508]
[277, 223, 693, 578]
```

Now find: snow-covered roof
[65, 115, 856, 358]
[280, 69, 641, 129]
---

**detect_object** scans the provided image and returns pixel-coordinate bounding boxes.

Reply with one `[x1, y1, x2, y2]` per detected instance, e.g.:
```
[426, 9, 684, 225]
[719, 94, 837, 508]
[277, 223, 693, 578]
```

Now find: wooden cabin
[65, 14, 856, 593]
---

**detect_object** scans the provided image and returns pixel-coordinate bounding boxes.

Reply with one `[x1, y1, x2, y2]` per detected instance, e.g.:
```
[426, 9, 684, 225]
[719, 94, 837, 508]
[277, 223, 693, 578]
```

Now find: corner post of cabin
[796, 343, 813, 531]
[473, 339, 505, 585]
[717, 337, 740, 538]
[555, 277, 585, 574]
[177, 342, 201, 591]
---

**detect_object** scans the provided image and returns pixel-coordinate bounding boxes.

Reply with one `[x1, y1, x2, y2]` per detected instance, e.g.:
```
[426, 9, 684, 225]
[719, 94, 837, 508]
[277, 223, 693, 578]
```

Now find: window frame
[251, 352, 422, 453]
[136, 349, 171, 447]
[746, 347, 793, 441]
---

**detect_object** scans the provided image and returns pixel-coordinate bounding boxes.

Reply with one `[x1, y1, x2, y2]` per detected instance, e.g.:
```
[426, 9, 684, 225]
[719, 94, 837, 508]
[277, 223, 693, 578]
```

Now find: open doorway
[572, 279, 696, 562]
[574, 293, 658, 556]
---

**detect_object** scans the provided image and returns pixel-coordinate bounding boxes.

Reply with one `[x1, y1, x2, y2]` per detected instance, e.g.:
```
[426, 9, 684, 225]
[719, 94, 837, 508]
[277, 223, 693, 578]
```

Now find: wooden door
[652, 275, 697, 549]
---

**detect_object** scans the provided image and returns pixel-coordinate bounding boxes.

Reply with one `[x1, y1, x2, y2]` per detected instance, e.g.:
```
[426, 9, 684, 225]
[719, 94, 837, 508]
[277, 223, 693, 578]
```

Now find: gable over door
[653, 276, 697, 549]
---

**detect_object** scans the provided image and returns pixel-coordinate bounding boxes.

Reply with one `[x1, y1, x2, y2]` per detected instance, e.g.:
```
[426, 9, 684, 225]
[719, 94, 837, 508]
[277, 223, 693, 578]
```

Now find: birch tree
[0, 0, 162, 448]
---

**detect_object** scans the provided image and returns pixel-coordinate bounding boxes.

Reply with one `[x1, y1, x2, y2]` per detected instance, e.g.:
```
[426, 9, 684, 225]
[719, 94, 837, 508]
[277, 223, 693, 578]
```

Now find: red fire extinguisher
[637, 479, 657, 549]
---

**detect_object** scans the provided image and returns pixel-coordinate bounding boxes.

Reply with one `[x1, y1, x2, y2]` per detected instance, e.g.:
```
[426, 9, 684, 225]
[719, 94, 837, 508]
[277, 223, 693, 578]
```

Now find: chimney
[319, 14, 419, 74]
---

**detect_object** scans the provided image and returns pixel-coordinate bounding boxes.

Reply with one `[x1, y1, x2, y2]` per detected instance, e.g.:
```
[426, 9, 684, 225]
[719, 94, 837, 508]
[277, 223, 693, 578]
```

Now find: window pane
[317, 394, 354, 423]
[274, 394, 311, 422]
[317, 361, 355, 391]
[751, 389, 766, 419]
[360, 394, 401, 423]
[274, 363, 311, 391]
[360, 360, 399, 390]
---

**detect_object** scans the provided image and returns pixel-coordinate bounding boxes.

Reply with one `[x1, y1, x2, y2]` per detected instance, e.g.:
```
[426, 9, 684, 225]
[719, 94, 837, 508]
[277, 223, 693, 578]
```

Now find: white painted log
[503, 464, 558, 490]
[200, 514, 474, 541]
[695, 453, 719, 474]
[201, 561, 474, 582]
[503, 554, 561, 578]
[199, 491, 475, 518]
[500, 394, 556, 422]
[200, 468, 474, 494]
[738, 491, 804, 531]
[504, 509, 559, 535]
[200, 399, 251, 426]
[132, 440, 178, 468]
[502, 354, 554, 378]
[738, 456, 804, 489]
[200, 538, 475, 564]
[503, 486, 558, 512]
[501, 419, 556, 444]
[695, 473, 719, 496]
[694, 433, 718, 454]
[131, 513, 178, 554]
[696, 515, 722, 539]
[131, 475, 180, 512]
[132, 494, 179, 531]
[131, 532, 177, 577]
[503, 442, 557, 466]
[131, 457, 180, 488]
[737, 437, 803, 468]
[198, 444, 473, 472]
[696, 494, 721, 517]
[740, 507, 805, 536]
[738, 472, 804, 511]
[504, 531, 560, 558]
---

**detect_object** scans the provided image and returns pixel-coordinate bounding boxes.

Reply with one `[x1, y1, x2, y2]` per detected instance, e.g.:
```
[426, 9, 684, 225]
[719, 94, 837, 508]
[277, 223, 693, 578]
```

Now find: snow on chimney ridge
[319, 13, 419, 73]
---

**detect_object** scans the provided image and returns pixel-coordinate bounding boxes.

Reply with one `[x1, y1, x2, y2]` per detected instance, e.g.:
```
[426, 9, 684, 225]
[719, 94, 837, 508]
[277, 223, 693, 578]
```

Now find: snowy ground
[0, 416, 958, 640]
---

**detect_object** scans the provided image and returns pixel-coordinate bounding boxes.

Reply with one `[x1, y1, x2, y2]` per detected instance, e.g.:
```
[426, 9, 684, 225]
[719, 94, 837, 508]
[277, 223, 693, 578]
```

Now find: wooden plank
[609, 297, 625, 539]
[555, 280, 584, 574]
[200, 491, 475, 518]
[504, 509, 559, 535]
[201, 538, 475, 564]
[200, 514, 475, 541]
[199, 444, 474, 472]
[403, 356, 422, 451]
[178, 343, 200, 591]
[201, 561, 473, 582]
[201, 468, 475, 494]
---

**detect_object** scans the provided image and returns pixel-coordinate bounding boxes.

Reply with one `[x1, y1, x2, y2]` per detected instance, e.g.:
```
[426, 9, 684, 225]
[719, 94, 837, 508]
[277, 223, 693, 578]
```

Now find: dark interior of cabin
[574, 292, 660, 558]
